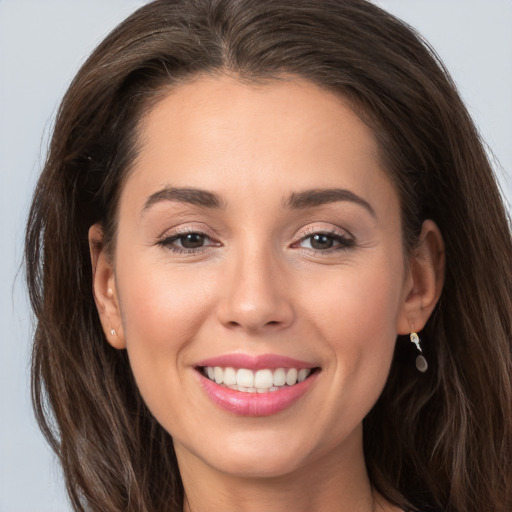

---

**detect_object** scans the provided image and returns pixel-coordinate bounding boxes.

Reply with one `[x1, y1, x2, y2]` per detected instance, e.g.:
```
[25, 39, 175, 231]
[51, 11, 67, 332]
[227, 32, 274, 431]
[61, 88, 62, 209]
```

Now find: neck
[177, 428, 398, 512]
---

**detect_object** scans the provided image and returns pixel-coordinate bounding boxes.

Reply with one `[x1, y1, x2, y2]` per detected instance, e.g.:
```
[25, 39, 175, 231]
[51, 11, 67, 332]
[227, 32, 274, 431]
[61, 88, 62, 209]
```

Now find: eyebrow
[142, 186, 225, 213]
[142, 186, 375, 218]
[285, 188, 376, 217]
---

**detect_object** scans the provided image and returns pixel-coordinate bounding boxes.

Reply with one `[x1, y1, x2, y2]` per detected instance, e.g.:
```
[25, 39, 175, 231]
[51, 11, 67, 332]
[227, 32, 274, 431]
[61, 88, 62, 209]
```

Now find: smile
[201, 366, 313, 393]
[195, 354, 320, 416]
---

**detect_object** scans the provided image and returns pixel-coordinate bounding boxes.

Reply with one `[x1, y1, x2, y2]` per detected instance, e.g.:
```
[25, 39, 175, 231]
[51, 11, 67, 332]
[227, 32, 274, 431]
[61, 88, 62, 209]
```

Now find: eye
[297, 231, 354, 251]
[157, 231, 219, 253]
[174, 233, 209, 249]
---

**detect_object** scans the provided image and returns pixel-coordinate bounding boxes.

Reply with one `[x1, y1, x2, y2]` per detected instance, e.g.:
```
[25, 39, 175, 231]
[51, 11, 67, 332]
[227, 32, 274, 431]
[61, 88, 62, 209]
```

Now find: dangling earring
[410, 332, 428, 372]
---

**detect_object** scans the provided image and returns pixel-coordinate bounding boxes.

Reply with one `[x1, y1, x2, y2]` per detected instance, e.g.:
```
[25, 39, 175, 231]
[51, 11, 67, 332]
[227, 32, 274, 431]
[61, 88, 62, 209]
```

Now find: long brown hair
[25, 1, 512, 510]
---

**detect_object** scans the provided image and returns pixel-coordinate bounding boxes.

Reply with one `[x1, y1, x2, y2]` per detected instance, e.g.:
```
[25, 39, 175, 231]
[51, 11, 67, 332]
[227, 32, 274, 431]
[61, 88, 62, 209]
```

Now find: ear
[397, 219, 445, 334]
[89, 224, 126, 349]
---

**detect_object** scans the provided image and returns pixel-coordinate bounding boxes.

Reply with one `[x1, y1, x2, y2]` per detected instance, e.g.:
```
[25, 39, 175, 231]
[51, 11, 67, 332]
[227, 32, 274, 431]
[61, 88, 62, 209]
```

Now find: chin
[175, 429, 314, 480]
[212, 450, 307, 480]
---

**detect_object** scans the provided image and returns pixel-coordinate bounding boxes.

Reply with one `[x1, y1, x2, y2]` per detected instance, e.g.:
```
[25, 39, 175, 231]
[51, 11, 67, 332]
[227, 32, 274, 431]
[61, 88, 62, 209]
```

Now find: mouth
[194, 354, 320, 416]
[198, 366, 319, 393]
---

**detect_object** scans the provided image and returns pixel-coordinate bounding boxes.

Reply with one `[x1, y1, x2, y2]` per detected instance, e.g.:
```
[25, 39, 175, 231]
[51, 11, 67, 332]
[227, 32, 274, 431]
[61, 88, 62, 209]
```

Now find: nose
[216, 246, 295, 334]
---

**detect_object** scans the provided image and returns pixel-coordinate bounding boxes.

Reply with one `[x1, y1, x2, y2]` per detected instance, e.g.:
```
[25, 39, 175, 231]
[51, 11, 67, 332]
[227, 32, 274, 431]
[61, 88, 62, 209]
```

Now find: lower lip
[198, 371, 318, 416]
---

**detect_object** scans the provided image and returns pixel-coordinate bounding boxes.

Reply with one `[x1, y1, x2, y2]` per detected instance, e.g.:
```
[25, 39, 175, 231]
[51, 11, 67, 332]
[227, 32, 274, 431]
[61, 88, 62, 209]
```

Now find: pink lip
[195, 353, 320, 416]
[198, 374, 317, 416]
[196, 353, 317, 370]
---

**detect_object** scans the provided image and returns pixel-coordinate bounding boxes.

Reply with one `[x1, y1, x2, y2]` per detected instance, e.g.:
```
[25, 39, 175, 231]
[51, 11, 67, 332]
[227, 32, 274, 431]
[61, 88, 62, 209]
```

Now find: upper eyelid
[295, 224, 354, 240]
[155, 223, 354, 243]
[156, 223, 217, 240]
[156, 233, 220, 255]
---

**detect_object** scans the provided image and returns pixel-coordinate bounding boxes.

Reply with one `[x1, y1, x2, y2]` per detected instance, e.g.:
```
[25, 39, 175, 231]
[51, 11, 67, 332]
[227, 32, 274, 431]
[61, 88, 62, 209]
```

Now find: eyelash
[156, 229, 220, 254]
[157, 227, 355, 256]
[293, 228, 355, 254]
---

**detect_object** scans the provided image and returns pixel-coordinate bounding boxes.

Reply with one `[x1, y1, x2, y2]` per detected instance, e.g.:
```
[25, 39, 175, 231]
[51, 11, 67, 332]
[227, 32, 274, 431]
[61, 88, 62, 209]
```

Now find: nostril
[217, 294, 295, 333]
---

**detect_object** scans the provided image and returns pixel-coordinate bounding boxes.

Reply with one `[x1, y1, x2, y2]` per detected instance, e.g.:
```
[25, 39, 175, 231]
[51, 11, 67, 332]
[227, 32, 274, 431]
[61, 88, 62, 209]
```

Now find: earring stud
[110, 328, 116, 336]
[410, 332, 428, 372]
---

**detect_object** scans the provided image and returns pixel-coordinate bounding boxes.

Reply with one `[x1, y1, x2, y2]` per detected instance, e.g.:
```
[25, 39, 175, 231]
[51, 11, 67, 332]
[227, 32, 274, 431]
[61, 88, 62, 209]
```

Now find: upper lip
[196, 353, 318, 370]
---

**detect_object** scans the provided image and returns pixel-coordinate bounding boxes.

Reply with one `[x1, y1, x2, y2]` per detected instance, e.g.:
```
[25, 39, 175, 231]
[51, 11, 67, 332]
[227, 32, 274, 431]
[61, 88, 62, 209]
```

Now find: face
[93, 75, 421, 480]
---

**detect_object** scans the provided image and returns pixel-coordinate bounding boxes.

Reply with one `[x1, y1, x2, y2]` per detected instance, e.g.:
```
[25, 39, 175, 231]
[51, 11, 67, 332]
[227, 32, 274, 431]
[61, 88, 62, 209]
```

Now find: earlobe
[397, 219, 445, 335]
[88, 224, 126, 349]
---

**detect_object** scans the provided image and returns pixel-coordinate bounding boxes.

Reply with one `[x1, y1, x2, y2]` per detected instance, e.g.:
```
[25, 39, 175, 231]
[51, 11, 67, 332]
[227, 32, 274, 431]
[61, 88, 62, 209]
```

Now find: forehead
[124, 74, 395, 217]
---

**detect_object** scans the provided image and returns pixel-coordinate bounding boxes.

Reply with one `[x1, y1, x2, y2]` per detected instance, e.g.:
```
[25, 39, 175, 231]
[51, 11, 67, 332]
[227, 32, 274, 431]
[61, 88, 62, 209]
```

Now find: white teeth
[236, 368, 254, 388]
[214, 366, 223, 384]
[254, 369, 273, 388]
[203, 366, 314, 392]
[298, 368, 310, 382]
[285, 368, 298, 386]
[223, 367, 237, 386]
[273, 368, 286, 386]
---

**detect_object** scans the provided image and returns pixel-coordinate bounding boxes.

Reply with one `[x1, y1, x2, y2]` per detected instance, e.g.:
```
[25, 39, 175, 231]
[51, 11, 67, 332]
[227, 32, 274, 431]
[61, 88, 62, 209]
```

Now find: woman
[25, 0, 512, 511]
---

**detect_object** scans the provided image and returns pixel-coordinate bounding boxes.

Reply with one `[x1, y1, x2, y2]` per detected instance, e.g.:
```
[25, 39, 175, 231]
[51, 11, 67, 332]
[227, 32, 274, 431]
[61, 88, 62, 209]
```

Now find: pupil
[182, 233, 205, 248]
[311, 234, 333, 250]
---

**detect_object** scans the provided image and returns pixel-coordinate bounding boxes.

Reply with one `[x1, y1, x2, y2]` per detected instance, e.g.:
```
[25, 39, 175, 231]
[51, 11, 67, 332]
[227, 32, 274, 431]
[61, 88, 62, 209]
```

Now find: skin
[90, 75, 444, 512]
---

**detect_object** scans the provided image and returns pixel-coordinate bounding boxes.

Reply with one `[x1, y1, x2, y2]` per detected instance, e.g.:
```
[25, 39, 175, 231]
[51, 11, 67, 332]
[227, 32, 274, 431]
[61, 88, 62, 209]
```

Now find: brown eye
[179, 233, 207, 249]
[310, 234, 335, 250]
[298, 232, 354, 252]
[157, 231, 219, 253]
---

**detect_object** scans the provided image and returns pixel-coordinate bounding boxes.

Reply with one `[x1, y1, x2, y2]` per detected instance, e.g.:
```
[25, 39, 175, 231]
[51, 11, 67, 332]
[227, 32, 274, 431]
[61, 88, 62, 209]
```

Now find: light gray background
[1, 1, 511, 510]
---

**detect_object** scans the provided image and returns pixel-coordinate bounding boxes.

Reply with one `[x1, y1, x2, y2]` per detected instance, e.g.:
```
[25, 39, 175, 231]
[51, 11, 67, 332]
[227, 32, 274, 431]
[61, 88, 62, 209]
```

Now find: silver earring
[410, 332, 428, 372]
[110, 328, 116, 336]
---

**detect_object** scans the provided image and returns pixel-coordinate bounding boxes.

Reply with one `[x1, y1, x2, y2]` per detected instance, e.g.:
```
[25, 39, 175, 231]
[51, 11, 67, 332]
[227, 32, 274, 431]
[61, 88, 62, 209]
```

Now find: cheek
[296, 262, 403, 444]
[121, 268, 207, 340]
[114, 256, 218, 395]
[303, 262, 403, 342]
[300, 256, 404, 396]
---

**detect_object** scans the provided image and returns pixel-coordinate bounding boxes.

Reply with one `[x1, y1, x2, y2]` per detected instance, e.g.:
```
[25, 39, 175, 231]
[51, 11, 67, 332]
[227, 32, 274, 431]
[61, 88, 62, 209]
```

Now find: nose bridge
[218, 236, 294, 332]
